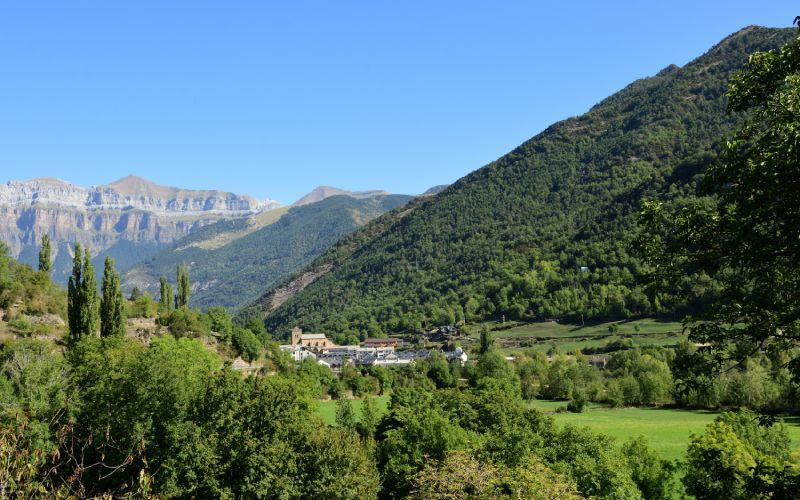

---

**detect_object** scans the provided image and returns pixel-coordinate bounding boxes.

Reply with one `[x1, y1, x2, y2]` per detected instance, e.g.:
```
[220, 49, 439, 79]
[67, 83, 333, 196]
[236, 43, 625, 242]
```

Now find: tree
[479, 325, 492, 354]
[359, 396, 378, 437]
[638, 28, 800, 382]
[621, 436, 675, 499]
[176, 264, 190, 309]
[159, 277, 173, 313]
[67, 244, 83, 344]
[100, 256, 125, 338]
[80, 250, 99, 337]
[37, 234, 51, 273]
[683, 421, 758, 499]
[335, 398, 356, 430]
[206, 306, 233, 340]
[232, 327, 261, 362]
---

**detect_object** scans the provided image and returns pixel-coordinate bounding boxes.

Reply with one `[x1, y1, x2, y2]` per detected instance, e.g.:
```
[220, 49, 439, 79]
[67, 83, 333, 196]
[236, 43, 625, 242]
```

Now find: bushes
[683, 410, 800, 499]
[232, 327, 261, 362]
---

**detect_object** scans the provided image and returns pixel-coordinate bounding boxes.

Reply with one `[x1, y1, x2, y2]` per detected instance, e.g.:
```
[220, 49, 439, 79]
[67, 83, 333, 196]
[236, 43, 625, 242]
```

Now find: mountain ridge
[124, 193, 414, 310]
[0, 175, 281, 282]
[246, 26, 797, 338]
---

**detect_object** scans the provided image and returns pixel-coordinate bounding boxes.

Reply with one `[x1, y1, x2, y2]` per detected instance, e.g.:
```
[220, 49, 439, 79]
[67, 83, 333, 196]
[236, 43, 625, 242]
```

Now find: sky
[0, 1, 796, 204]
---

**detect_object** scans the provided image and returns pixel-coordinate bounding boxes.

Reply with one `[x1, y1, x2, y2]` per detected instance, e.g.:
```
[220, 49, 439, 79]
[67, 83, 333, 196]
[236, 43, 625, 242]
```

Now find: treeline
[512, 343, 800, 411]
[260, 27, 795, 339]
[2, 336, 798, 498]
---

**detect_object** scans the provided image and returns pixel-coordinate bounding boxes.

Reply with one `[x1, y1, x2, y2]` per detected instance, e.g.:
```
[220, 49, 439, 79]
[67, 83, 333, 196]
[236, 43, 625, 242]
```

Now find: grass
[492, 318, 684, 339]
[479, 318, 686, 355]
[528, 400, 800, 462]
[316, 394, 391, 426]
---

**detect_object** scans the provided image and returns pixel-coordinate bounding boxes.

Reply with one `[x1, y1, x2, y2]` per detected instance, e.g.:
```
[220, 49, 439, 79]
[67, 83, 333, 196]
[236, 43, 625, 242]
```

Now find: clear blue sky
[0, 1, 795, 203]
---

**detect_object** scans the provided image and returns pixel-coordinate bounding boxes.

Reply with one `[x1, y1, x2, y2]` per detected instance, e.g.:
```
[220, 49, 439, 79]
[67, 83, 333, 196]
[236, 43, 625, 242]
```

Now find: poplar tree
[80, 249, 99, 336]
[176, 264, 190, 309]
[159, 276, 174, 313]
[67, 243, 83, 344]
[38, 234, 51, 272]
[479, 325, 492, 354]
[100, 256, 125, 337]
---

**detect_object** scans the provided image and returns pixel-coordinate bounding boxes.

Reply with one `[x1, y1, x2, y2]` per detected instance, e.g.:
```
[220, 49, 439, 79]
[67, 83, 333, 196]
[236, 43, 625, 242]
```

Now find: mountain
[244, 26, 796, 338]
[420, 185, 449, 196]
[0, 175, 280, 282]
[123, 193, 413, 310]
[293, 186, 391, 206]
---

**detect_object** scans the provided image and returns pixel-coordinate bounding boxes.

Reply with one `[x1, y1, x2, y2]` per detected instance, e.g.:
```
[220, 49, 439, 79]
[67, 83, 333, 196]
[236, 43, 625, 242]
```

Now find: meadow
[316, 394, 391, 425]
[482, 318, 686, 355]
[529, 400, 800, 462]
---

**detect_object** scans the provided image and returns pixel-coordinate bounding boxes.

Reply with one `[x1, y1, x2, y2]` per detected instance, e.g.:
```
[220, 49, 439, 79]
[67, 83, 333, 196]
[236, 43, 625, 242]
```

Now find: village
[279, 327, 468, 371]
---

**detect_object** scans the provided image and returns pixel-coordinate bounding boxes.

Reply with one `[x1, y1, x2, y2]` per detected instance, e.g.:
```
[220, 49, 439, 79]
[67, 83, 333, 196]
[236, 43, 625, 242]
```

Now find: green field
[317, 394, 391, 425]
[528, 400, 800, 462]
[480, 318, 686, 355]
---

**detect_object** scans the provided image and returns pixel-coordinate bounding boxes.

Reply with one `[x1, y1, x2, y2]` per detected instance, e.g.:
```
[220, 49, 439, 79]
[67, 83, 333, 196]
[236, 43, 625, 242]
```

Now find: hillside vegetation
[254, 26, 795, 338]
[125, 194, 413, 310]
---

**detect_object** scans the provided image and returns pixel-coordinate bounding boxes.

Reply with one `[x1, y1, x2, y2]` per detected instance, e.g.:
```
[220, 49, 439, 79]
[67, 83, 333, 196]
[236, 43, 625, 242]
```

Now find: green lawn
[317, 394, 391, 425]
[528, 400, 800, 462]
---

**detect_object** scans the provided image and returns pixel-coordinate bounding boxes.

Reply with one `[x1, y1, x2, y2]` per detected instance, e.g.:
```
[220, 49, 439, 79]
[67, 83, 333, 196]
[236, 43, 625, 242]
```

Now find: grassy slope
[485, 318, 686, 354]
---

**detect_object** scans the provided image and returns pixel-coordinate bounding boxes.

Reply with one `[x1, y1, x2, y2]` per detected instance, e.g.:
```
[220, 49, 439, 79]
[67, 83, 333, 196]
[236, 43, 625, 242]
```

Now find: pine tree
[100, 256, 125, 337]
[67, 243, 83, 344]
[38, 234, 51, 273]
[176, 264, 190, 309]
[159, 276, 173, 313]
[80, 249, 99, 336]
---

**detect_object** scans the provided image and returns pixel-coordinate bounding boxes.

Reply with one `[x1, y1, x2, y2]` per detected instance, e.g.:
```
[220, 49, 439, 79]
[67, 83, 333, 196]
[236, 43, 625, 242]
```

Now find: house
[424, 325, 461, 342]
[445, 347, 468, 365]
[589, 356, 608, 369]
[280, 344, 317, 362]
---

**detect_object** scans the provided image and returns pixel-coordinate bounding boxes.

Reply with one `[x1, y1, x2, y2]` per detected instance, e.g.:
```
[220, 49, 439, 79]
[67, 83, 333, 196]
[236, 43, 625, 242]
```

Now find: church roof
[300, 333, 328, 340]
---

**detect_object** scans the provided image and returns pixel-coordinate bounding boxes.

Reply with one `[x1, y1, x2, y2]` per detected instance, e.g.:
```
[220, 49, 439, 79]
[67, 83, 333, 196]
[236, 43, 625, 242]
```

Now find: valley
[1, 10, 799, 499]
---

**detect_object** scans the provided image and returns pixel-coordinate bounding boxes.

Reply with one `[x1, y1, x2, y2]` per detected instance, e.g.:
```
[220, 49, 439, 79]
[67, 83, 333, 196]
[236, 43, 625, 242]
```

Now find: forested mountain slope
[124, 194, 412, 310]
[253, 26, 796, 338]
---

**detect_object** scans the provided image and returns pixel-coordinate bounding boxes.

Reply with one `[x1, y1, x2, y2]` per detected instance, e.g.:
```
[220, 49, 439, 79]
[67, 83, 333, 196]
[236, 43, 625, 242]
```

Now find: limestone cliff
[0, 175, 280, 281]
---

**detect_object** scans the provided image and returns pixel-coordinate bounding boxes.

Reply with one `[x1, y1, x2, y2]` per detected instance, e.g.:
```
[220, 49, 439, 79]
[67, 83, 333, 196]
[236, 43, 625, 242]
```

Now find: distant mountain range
[241, 26, 796, 338]
[0, 175, 282, 282]
[0, 173, 430, 310]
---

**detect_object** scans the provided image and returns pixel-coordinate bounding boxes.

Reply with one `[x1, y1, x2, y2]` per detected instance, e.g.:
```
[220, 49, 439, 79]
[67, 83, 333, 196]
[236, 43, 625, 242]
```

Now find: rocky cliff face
[0, 175, 281, 281]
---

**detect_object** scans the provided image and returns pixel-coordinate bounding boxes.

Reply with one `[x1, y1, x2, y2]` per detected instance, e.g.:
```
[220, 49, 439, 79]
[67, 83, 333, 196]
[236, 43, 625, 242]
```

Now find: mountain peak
[105, 174, 187, 199]
[293, 186, 390, 206]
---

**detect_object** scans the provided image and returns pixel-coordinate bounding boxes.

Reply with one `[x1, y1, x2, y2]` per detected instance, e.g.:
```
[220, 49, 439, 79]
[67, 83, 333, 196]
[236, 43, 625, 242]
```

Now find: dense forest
[125, 194, 412, 310]
[253, 27, 796, 339]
